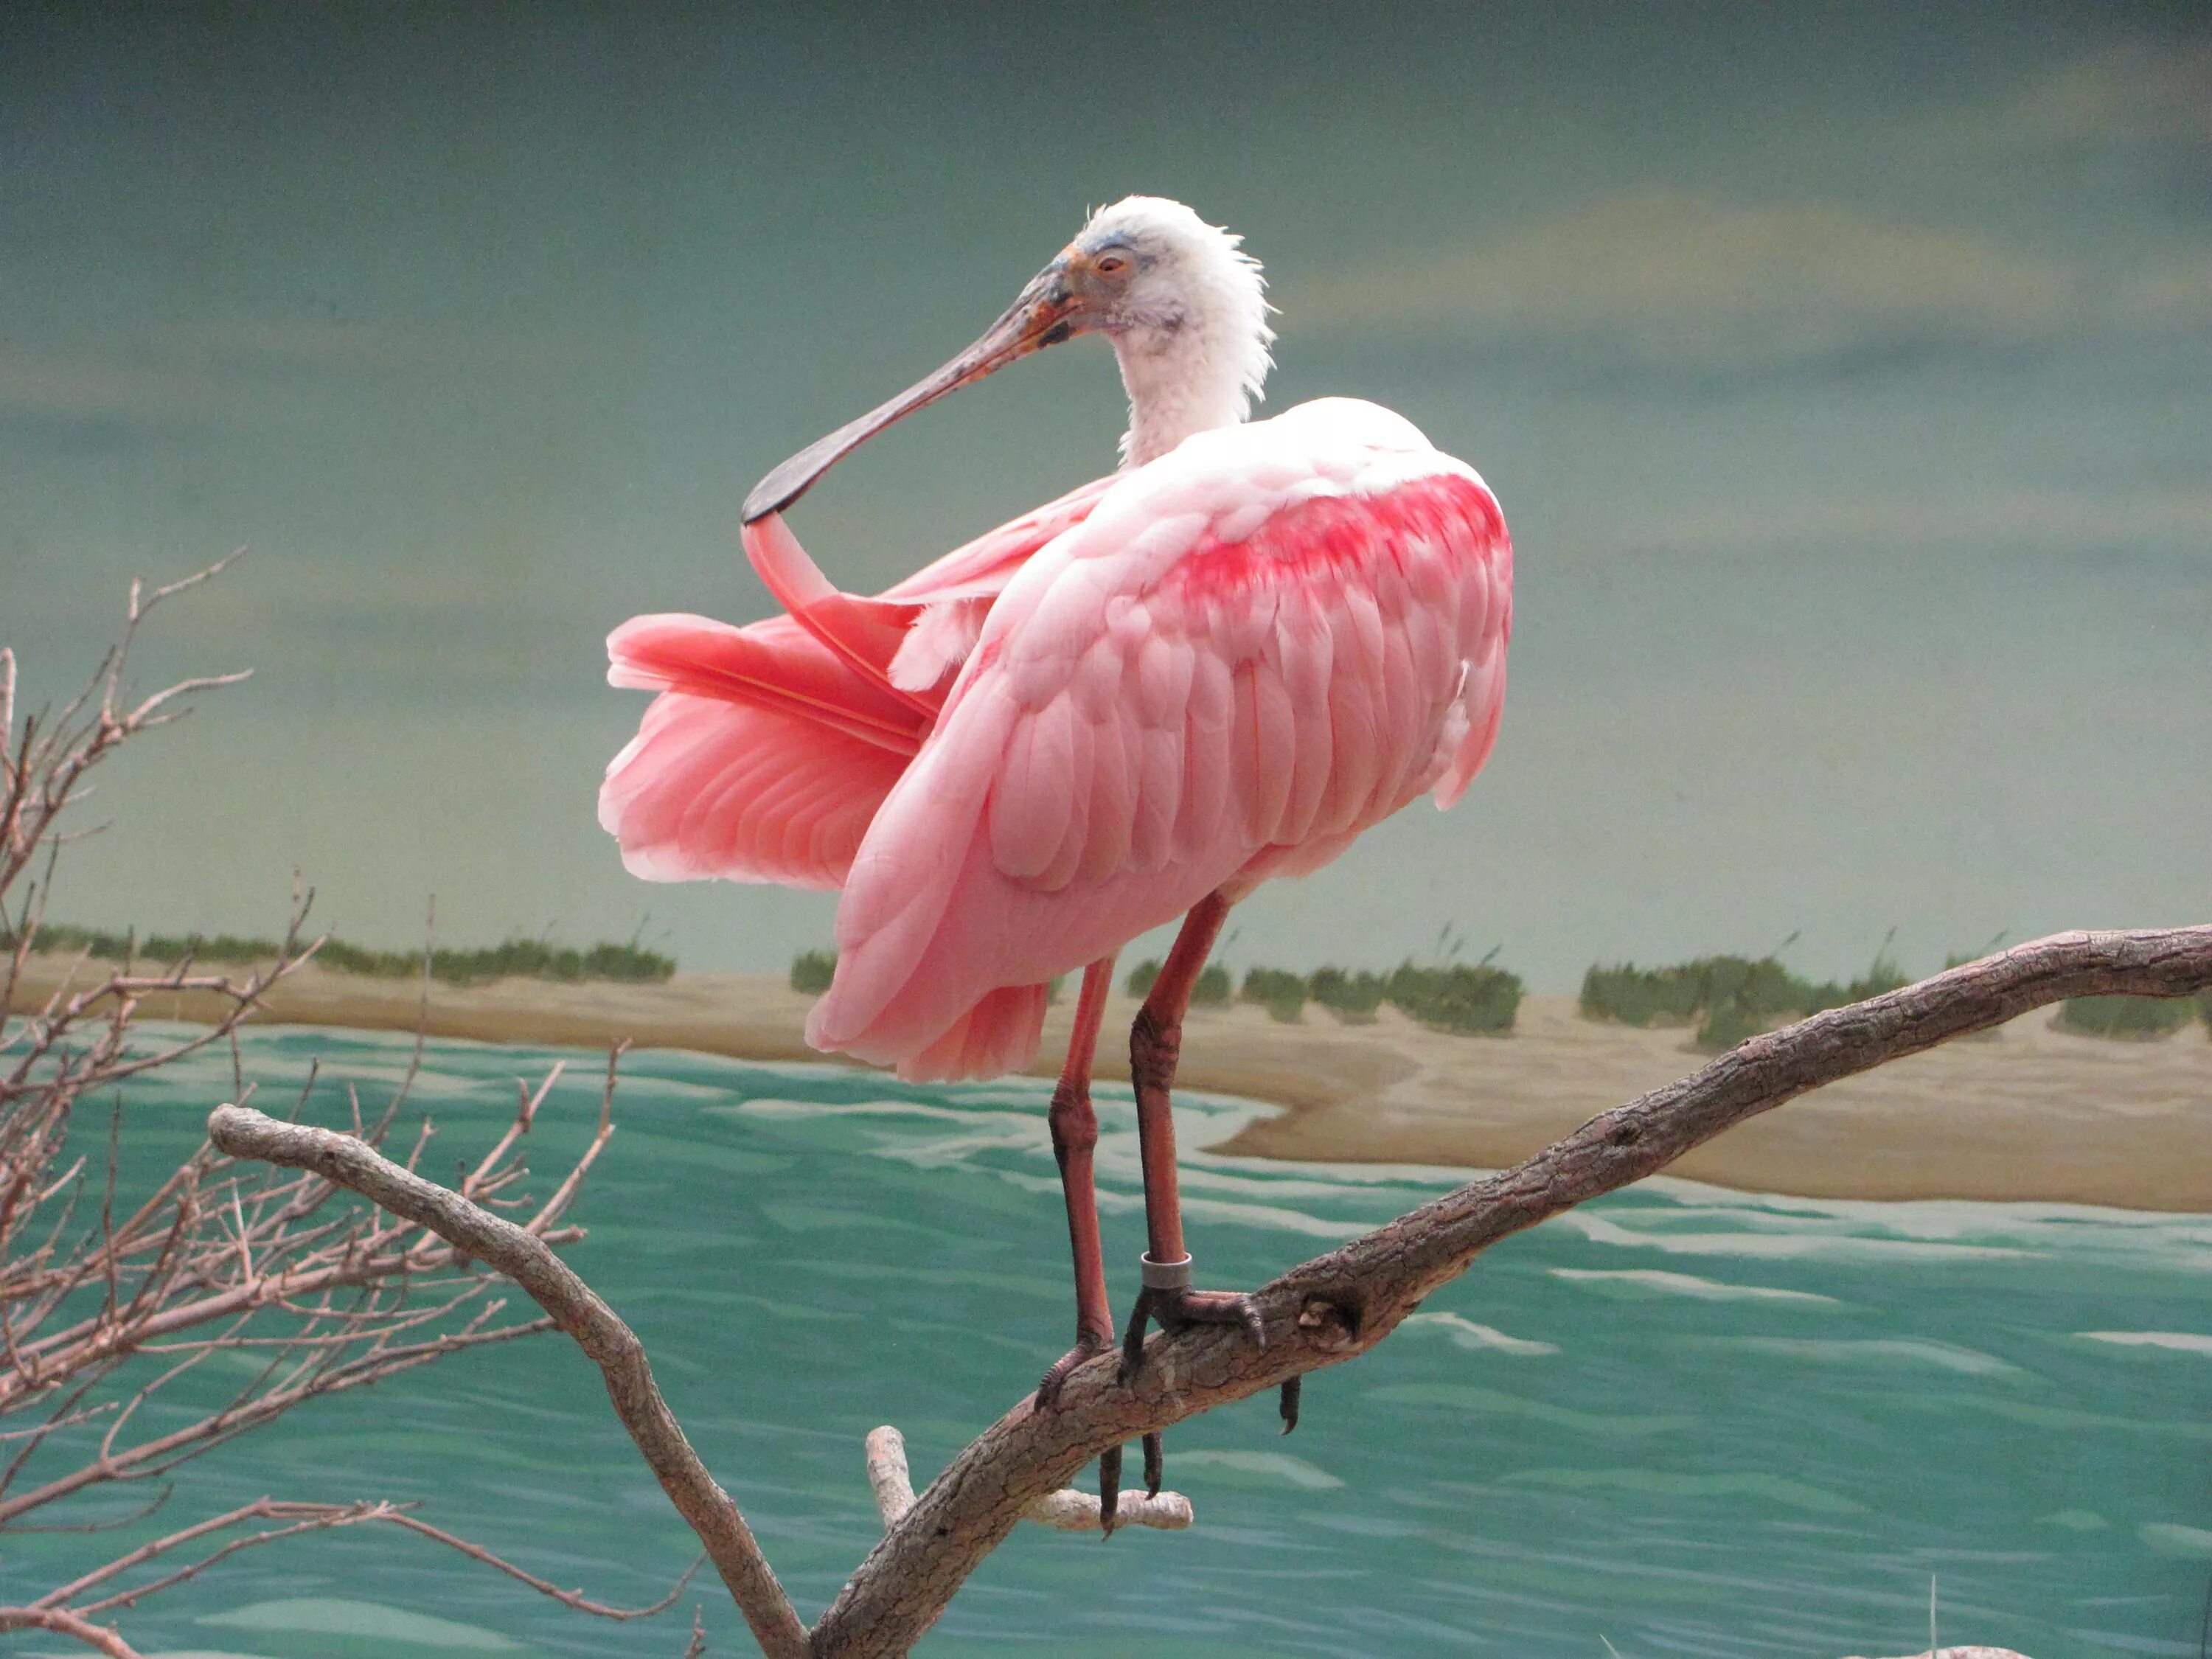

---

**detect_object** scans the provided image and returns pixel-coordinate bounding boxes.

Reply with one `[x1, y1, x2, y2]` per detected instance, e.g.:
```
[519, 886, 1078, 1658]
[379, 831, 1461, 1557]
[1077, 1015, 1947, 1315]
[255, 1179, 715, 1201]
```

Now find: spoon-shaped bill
[742, 262, 1088, 524]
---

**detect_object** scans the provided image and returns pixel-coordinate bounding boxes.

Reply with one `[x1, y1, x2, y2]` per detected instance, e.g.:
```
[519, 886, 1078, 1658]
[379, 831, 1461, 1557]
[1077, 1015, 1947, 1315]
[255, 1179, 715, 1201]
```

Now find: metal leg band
[1139, 1252, 1193, 1290]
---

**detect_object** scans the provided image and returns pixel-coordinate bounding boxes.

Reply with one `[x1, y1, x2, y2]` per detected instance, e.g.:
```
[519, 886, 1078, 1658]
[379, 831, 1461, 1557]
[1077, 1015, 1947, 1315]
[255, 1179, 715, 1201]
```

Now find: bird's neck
[1110, 321, 1261, 468]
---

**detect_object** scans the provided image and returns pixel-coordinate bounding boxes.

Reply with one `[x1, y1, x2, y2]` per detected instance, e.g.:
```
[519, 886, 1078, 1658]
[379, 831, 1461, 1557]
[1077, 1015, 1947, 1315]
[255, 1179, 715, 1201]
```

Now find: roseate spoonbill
[601, 197, 1511, 1513]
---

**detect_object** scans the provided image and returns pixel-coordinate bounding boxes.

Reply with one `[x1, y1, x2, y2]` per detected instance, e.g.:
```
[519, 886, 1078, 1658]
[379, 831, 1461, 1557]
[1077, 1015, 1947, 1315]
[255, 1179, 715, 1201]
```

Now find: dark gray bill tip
[741, 456, 813, 525]
[740, 418, 874, 524]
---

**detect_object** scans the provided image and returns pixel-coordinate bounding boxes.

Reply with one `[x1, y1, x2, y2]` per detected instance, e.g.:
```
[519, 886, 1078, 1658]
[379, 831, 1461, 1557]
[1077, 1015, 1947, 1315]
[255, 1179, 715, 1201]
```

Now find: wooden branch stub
[863, 1425, 1189, 1534]
[1021, 1484, 1191, 1532]
[862, 1427, 913, 1527]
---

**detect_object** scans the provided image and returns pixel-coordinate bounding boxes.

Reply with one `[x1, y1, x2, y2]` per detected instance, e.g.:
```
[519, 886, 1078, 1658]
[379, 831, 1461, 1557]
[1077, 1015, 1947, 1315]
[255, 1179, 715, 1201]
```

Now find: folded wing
[812, 408, 1512, 1074]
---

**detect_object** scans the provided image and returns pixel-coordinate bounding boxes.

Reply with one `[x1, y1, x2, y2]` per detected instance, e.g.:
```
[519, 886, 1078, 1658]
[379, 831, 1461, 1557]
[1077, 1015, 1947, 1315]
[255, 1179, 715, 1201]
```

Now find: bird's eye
[1093, 253, 1130, 276]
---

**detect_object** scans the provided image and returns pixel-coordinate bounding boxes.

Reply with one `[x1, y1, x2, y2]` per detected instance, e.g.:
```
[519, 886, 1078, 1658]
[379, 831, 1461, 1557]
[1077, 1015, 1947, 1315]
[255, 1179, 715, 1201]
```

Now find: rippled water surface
[8, 1026, 2209, 1657]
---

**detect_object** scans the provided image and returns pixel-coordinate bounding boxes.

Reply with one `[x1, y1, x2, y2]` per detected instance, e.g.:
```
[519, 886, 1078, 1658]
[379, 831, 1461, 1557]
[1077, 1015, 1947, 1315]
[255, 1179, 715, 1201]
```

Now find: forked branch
[4, 563, 688, 1654]
[205, 1104, 810, 1659]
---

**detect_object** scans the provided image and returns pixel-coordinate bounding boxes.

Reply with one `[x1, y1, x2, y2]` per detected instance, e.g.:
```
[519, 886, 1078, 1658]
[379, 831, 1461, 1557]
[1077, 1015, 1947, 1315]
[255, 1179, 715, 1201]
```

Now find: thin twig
[0, 1604, 147, 1657]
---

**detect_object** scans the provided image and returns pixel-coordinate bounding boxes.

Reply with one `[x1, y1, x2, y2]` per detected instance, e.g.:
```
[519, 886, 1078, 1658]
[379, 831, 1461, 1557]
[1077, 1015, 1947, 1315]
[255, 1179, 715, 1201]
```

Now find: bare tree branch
[24, 560, 2197, 1656]
[205, 1103, 811, 1659]
[2, 566, 659, 1655]
[806, 924, 2212, 1657]
[210, 922, 2212, 1656]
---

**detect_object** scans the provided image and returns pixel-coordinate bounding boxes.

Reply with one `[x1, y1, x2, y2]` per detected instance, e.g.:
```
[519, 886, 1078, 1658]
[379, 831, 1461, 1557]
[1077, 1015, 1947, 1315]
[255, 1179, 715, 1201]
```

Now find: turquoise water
[7, 1026, 2211, 1658]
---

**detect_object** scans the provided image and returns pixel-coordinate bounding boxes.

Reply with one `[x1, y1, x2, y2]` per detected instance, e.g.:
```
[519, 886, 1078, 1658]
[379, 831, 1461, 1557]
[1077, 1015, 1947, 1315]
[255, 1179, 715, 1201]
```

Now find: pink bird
[602, 197, 1510, 1507]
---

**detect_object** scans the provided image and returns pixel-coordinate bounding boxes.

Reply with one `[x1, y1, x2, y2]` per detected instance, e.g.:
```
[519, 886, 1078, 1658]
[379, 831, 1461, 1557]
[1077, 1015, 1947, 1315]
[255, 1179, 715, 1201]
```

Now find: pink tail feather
[895, 983, 1048, 1082]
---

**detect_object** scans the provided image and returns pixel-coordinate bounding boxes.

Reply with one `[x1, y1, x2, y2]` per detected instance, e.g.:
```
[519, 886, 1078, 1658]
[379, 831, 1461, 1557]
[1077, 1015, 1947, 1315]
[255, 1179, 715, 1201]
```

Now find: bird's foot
[1116, 1258, 1266, 1385]
[1033, 1325, 1113, 1411]
[1102, 1255, 1267, 1528]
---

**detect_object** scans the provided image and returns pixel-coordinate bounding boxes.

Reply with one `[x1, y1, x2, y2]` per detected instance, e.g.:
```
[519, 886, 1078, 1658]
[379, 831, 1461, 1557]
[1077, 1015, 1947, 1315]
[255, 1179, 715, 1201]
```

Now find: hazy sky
[4, 2, 2207, 990]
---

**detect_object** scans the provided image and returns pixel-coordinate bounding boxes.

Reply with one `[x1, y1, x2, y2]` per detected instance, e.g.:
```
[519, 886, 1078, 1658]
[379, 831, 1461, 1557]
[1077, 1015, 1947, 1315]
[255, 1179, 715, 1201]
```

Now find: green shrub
[1385, 961, 1522, 1035]
[1124, 959, 1161, 999]
[1695, 998, 1771, 1051]
[2202, 991, 2212, 1034]
[1240, 967, 1307, 1023]
[1801, 951, 1907, 1015]
[1579, 961, 1707, 1026]
[2054, 995, 2190, 1041]
[1310, 966, 1385, 1024]
[789, 949, 838, 995]
[1585, 945, 1911, 1049]
[580, 942, 677, 983]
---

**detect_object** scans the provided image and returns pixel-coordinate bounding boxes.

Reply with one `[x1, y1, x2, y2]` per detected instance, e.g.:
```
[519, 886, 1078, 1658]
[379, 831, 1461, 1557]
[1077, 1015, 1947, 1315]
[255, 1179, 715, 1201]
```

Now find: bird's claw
[1034, 1326, 1112, 1411]
[1279, 1374, 1301, 1435]
[1098, 1430, 1165, 1536]
[1099, 1442, 1123, 1537]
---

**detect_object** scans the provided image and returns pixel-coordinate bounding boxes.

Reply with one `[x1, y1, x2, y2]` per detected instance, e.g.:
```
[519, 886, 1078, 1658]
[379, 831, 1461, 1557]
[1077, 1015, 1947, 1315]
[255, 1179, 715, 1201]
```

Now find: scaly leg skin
[1035, 957, 1119, 1411]
[1101, 894, 1267, 1524]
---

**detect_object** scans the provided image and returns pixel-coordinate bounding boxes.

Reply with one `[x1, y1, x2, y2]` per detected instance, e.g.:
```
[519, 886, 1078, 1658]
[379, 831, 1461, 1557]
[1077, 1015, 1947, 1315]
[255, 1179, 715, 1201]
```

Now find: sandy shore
[14, 959, 2209, 1211]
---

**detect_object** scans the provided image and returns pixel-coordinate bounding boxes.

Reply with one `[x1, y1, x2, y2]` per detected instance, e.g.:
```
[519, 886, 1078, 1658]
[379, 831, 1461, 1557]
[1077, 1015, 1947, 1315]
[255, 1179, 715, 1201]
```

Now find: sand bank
[14, 959, 2209, 1211]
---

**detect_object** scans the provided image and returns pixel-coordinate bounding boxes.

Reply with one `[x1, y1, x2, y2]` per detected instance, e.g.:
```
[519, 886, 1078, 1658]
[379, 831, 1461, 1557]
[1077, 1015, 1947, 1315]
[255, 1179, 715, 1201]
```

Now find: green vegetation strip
[1124, 957, 1522, 1035]
[1582, 947, 2211, 1047]
[793, 950, 1526, 1035]
[13, 922, 675, 987]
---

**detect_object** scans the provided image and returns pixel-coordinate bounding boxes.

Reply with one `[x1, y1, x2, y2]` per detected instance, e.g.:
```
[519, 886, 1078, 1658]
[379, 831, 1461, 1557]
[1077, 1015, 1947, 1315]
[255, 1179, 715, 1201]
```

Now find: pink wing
[599, 479, 1113, 891]
[810, 403, 1512, 1077]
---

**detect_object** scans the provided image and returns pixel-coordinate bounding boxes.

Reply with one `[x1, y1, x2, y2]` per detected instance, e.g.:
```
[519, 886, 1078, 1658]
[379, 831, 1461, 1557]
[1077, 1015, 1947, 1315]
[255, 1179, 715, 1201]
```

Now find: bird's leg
[1101, 894, 1265, 1519]
[1034, 956, 1118, 1412]
[1118, 892, 1265, 1376]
